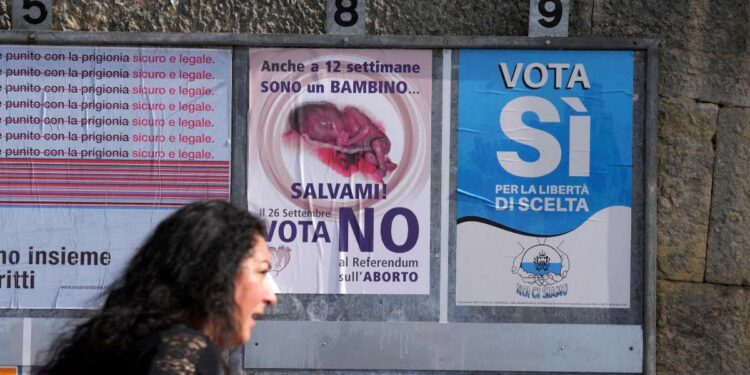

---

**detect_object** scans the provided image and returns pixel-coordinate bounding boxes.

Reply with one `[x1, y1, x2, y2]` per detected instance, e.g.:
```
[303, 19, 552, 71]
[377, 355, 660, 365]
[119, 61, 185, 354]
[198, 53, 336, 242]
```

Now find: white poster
[247, 48, 432, 294]
[0, 46, 232, 308]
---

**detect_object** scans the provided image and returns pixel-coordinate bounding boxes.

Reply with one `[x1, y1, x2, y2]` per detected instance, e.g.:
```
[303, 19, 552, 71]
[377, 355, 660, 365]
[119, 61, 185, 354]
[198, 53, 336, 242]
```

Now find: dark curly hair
[43, 200, 265, 373]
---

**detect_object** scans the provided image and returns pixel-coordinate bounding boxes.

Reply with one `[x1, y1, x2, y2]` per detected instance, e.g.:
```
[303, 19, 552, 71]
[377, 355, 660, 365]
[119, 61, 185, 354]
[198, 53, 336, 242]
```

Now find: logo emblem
[268, 245, 292, 277]
[512, 241, 569, 286]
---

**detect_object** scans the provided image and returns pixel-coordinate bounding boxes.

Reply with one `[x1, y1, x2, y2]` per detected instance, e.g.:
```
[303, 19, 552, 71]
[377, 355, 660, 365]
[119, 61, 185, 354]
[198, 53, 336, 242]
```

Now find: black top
[144, 325, 224, 375]
[41, 325, 224, 375]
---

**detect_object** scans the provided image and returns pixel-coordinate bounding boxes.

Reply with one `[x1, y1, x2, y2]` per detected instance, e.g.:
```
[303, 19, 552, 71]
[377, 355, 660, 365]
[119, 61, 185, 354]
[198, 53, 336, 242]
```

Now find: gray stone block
[590, 0, 750, 107]
[0, 0, 534, 36]
[1, 0, 10, 30]
[660, 48, 750, 108]
[657, 280, 750, 373]
[706, 107, 750, 285]
[657, 97, 718, 281]
[591, 0, 749, 55]
[568, 0, 593, 36]
[367, 0, 528, 36]
[53, 0, 324, 33]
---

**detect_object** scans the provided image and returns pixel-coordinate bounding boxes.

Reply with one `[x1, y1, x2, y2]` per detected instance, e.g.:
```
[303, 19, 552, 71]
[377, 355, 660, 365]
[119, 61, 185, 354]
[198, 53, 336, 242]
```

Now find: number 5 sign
[12, 0, 52, 30]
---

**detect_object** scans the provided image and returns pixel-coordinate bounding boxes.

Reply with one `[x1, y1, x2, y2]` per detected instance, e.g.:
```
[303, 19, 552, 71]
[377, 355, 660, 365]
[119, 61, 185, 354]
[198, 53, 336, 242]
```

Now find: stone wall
[1, 0, 748, 373]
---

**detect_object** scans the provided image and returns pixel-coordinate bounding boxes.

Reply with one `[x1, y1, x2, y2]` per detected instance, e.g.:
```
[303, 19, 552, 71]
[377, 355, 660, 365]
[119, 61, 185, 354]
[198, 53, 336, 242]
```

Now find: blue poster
[456, 50, 633, 308]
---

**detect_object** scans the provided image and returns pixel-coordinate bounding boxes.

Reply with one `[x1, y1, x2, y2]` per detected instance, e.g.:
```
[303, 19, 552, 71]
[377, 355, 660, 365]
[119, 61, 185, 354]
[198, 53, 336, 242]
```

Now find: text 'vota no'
[499, 63, 590, 89]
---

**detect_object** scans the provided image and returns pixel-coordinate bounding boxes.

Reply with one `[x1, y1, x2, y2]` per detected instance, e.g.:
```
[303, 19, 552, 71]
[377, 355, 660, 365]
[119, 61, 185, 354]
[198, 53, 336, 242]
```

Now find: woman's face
[232, 236, 278, 346]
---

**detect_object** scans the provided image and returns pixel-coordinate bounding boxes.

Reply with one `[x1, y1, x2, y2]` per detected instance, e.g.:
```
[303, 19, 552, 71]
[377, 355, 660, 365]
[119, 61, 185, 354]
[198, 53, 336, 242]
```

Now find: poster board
[0, 45, 232, 308]
[456, 50, 634, 308]
[0, 32, 657, 374]
[247, 48, 432, 295]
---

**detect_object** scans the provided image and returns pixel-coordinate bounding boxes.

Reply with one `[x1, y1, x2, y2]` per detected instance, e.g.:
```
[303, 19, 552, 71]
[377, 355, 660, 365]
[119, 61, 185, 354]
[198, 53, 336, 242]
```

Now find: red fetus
[289, 102, 397, 178]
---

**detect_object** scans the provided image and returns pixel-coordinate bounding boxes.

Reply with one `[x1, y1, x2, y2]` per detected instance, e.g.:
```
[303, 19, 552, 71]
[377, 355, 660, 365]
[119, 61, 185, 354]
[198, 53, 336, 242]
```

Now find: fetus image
[288, 102, 397, 180]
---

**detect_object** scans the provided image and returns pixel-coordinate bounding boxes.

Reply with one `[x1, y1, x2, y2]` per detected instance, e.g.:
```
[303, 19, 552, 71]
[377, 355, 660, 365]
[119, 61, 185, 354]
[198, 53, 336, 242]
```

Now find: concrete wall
[1, 0, 748, 373]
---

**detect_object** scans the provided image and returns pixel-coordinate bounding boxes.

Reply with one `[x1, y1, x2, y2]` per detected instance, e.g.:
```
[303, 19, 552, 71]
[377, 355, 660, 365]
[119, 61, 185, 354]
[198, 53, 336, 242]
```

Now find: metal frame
[0, 30, 653, 50]
[0, 31, 658, 374]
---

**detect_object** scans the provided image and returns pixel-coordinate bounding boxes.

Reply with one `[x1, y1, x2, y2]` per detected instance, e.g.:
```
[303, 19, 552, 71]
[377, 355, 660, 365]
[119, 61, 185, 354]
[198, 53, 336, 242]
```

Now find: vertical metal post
[643, 43, 659, 375]
[228, 46, 250, 374]
[230, 47, 249, 208]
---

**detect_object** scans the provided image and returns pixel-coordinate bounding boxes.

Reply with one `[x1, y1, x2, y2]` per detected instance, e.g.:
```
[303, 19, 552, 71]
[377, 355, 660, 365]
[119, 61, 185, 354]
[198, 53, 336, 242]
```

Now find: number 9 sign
[528, 0, 569, 37]
[12, 0, 52, 30]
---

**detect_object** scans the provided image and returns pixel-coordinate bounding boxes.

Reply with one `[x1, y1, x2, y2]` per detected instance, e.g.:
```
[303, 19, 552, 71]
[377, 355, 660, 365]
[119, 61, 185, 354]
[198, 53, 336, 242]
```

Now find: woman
[42, 200, 277, 374]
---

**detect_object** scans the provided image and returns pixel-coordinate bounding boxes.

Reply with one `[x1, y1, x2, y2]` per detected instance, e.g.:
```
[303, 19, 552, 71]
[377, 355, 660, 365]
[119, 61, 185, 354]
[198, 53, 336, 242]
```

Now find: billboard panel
[456, 50, 634, 308]
[0, 46, 232, 308]
[247, 48, 432, 294]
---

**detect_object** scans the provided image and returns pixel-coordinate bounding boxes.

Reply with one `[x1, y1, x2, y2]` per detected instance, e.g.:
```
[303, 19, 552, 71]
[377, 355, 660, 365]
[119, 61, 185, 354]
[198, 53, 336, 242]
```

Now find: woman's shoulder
[146, 325, 224, 375]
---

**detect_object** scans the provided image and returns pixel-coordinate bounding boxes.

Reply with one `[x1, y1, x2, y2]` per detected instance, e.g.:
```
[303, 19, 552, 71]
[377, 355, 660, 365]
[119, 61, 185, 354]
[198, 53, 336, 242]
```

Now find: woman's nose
[264, 274, 280, 305]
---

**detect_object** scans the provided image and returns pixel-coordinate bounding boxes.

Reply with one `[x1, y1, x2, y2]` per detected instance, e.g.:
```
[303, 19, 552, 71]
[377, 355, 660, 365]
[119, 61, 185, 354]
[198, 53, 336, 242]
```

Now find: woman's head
[101, 199, 276, 347]
[231, 235, 277, 345]
[43, 200, 277, 372]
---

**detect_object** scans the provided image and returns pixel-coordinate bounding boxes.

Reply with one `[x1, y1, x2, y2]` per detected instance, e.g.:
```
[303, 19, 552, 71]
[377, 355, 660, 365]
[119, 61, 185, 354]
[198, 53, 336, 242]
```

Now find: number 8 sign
[326, 0, 366, 35]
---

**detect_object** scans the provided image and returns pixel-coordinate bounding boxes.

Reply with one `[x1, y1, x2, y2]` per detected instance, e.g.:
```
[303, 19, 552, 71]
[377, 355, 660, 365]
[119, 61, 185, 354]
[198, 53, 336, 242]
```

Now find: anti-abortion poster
[456, 50, 633, 308]
[247, 49, 431, 294]
[0, 46, 231, 308]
